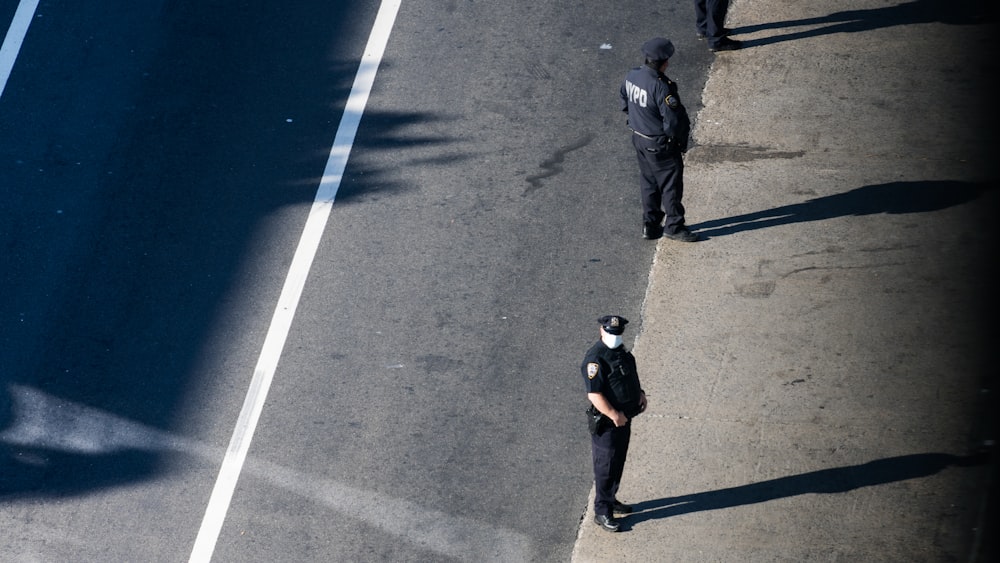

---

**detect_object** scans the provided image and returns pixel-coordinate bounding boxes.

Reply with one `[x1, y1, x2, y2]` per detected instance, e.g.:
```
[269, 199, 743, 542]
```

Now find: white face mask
[602, 332, 623, 349]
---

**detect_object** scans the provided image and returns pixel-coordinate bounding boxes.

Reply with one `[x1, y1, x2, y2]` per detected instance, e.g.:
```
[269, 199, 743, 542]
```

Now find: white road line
[1, 384, 533, 561]
[188, 1, 402, 561]
[0, 0, 39, 99]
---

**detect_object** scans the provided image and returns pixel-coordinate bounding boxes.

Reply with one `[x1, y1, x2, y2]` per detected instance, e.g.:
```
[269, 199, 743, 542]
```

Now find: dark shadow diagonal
[688, 180, 988, 238]
[729, 0, 993, 50]
[622, 452, 988, 528]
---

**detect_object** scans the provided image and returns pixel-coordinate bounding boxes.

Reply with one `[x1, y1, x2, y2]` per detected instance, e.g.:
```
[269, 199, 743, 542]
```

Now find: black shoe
[642, 223, 662, 240]
[612, 500, 633, 514]
[697, 27, 732, 39]
[710, 37, 742, 52]
[663, 229, 700, 242]
[594, 514, 620, 532]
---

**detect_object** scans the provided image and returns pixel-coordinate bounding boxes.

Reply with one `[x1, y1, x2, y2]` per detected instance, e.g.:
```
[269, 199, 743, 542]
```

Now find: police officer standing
[581, 315, 647, 532]
[695, 0, 742, 51]
[620, 37, 699, 242]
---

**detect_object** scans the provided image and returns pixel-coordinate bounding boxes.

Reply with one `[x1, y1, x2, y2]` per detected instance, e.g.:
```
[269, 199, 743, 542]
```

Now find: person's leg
[694, 0, 709, 36]
[706, 0, 741, 50]
[706, 0, 730, 39]
[659, 156, 687, 234]
[591, 430, 616, 517]
[607, 425, 632, 501]
[634, 139, 665, 235]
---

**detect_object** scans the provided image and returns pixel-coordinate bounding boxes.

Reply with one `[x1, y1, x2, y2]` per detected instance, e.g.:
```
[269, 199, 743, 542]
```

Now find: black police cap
[641, 37, 675, 61]
[598, 315, 629, 335]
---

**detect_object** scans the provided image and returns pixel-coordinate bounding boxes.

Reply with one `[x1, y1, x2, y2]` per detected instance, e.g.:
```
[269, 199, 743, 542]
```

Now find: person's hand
[611, 411, 628, 427]
[638, 393, 648, 413]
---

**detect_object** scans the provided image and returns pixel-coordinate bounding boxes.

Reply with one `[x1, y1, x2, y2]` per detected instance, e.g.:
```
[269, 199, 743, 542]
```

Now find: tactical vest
[604, 349, 642, 417]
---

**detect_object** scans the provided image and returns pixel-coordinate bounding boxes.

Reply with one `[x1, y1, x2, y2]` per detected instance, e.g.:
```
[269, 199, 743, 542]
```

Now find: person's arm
[658, 82, 690, 151]
[588, 392, 628, 427]
[659, 91, 680, 140]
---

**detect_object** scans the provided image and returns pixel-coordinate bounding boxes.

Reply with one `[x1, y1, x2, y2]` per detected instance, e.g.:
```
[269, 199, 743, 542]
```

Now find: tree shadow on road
[731, 0, 995, 49]
[687, 180, 989, 239]
[621, 452, 989, 529]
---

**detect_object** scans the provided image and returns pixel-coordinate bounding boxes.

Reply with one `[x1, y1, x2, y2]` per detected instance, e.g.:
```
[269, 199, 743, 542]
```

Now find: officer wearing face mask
[581, 315, 648, 532]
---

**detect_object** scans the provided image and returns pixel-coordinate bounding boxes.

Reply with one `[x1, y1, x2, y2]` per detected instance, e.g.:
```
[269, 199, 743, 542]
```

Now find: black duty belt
[630, 129, 662, 141]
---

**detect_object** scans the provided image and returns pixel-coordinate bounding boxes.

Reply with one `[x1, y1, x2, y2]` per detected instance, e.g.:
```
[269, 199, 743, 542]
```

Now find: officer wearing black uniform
[620, 37, 699, 242]
[581, 315, 647, 532]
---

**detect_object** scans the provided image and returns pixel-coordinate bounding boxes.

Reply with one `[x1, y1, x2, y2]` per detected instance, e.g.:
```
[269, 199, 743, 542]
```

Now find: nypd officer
[581, 315, 647, 532]
[620, 37, 699, 242]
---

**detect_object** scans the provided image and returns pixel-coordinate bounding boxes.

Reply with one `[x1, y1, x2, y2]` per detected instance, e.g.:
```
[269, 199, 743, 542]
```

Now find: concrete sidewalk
[573, 0, 998, 561]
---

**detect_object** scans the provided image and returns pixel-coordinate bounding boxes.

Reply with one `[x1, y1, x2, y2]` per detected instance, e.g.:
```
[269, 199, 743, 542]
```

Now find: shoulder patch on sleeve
[665, 94, 679, 109]
[587, 363, 599, 379]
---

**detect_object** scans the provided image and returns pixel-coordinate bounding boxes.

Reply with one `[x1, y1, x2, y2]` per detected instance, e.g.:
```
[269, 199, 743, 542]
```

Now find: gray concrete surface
[572, 0, 999, 561]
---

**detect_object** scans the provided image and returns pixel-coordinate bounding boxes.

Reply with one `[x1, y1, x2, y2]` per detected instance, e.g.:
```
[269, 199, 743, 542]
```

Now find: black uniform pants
[632, 134, 686, 234]
[694, 0, 731, 45]
[591, 423, 631, 517]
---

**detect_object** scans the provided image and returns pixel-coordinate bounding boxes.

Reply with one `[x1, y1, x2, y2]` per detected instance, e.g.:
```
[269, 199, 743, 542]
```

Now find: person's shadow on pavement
[619, 452, 988, 530]
[731, 0, 992, 50]
[687, 180, 988, 239]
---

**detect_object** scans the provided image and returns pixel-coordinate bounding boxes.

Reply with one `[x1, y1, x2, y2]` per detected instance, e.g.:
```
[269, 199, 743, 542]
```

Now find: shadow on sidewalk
[623, 452, 989, 528]
[688, 180, 988, 238]
[731, 0, 994, 49]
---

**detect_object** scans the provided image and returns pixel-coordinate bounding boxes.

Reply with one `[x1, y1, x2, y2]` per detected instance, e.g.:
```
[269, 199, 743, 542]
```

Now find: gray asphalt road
[0, 1, 714, 560]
